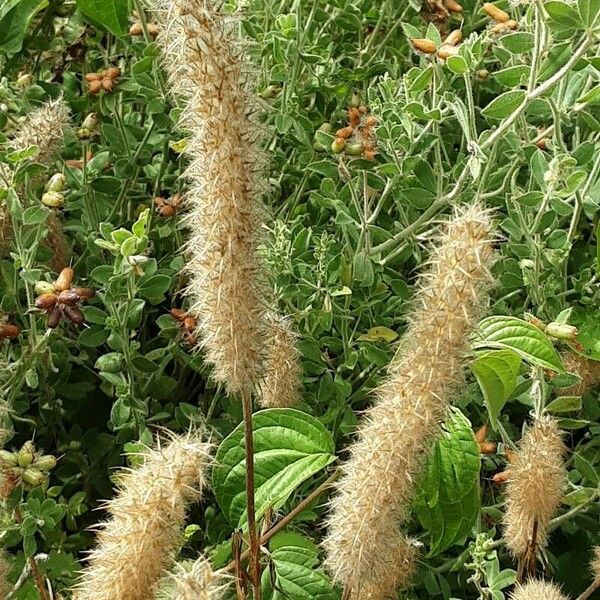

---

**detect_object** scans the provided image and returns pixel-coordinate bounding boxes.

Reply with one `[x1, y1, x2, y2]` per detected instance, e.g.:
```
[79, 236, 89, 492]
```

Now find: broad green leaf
[357, 326, 398, 342]
[578, 0, 600, 28]
[482, 91, 526, 120]
[262, 532, 339, 600]
[500, 32, 535, 54]
[471, 349, 521, 428]
[568, 308, 600, 360]
[76, 0, 128, 37]
[213, 409, 336, 527]
[473, 316, 564, 372]
[447, 55, 469, 75]
[494, 65, 530, 87]
[0, 0, 47, 54]
[546, 396, 582, 413]
[545, 0, 582, 29]
[574, 452, 599, 485]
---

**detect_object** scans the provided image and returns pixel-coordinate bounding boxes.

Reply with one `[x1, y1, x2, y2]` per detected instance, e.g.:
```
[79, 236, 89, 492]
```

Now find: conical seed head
[509, 579, 568, 600]
[323, 204, 496, 598]
[159, 557, 229, 600]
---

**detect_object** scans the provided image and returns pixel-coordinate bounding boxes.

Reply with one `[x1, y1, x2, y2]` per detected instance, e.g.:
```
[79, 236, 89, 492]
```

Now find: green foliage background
[1, 0, 600, 598]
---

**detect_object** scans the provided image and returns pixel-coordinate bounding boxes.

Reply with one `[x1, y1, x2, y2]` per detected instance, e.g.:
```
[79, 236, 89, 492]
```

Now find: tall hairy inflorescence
[561, 352, 600, 396]
[323, 204, 496, 600]
[151, 0, 267, 394]
[508, 580, 569, 600]
[159, 556, 228, 600]
[502, 417, 566, 560]
[73, 431, 212, 600]
[0, 550, 11, 598]
[589, 546, 600, 583]
[257, 311, 302, 408]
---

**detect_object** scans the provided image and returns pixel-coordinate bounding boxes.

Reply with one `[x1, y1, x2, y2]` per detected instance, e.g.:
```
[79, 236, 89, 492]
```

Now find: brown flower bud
[73, 287, 95, 300]
[63, 305, 85, 325]
[47, 305, 62, 329]
[101, 78, 114, 92]
[129, 22, 143, 36]
[170, 308, 186, 321]
[411, 38, 437, 54]
[438, 44, 459, 60]
[58, 290, 80, 306]
[444, 0, 464, 12]
[54, 267, 74, 292]
[480, 441, 497, 454]
[89, 80, 102, 95]
[85, 73, 101, 82]
[483, 2, 510, 22]
[444, 29, 463, 46]
[335, 126, 354, 139]
[0, 324, 20, 338]
[475, 424, 488, 444]
[105, 67, 121, 80]
[35, 293, 58, 310]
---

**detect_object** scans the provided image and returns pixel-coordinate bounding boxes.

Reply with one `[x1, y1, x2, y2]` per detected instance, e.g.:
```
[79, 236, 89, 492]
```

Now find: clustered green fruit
[0, 441, 57, 490]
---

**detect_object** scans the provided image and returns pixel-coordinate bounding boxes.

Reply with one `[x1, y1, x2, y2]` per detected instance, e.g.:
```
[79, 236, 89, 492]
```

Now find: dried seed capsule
[153, 196, 167, 207]
[444, 29, 463, 46]
[493, 470, 509, 484]
[438, 44, 459, 60]
[411, 38, 437, 54]
[35, 293, 58, 310]
[57, 290, 80, 306]
[335, 126, 354, 139]
[47, 305, 62, 329]
[170, 308, 187, 321]
[22, 467, 46, 487]
[1, 324, 20, 338]
[346, 142, 364, 156]
[183, 316, 197, 330]
[42, 191, 65, 208]
[101, 78, 114, 92]
[105, 67, 121, 80]
[348, 107, 361, 127]
[475, 424, 488, 444]
[64, 305, 85, 325]
[480, 441, 497, 454]
[17, 442, 35, 468]
[444, 0, 464, 12]
[85, 72, 101, 82]
[129, 22, 143, 36]
[54, 267, 74, 292]
[331, 138, 347, 153]
[490, 18, 518, 33]
[158, 204, 176, 217]
[364, 115, 377, 127]
[88, 80, 102, 95]
[73, 287, 95, 300]
[483, 2, 510, 22]
[147, 23, 159, 37]
[34, 455, 57, 472]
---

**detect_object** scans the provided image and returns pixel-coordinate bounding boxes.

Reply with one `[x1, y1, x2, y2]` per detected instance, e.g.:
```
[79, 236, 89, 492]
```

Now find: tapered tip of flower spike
[157, 556, 230, 600]
[589, 546, 600, 583]
[508, 579, 568, 600]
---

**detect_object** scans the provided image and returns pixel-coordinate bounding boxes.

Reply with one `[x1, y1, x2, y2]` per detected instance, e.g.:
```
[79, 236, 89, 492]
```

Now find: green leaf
[473, 316, 564, 372]
[471, 349, 521, 428]
[546, 396, 582, 413]
[500, 32, 535, 54]
[262, 532, 339, 600]
[76, 0, 128, 37]
[545, 0, 582, 29]
[577, 0, 600, 28]
[574, 452, 599, 485]
[357, 326, 398, 342]
[568, 308, 600, 360]
[482, 91, 526, 120]
[213, 408, 336, 527]
[0, 0, 48, 54]
[494, 65, 530, 87]
[447, 55, 469, 74]
[415, 409, 481, 556]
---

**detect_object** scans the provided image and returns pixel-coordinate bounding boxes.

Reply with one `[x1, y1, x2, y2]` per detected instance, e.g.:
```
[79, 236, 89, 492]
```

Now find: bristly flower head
[150, 0, 268, 394]
[0, 550, 11, 598]
[257, 311, 302, 408]
[508, 579, 568, 600]
[323, 203, 496, 599]
[72, 431, 212, 600]
[159, 556, 229, 600]
[502, 416, 566, 559]
[561, 352, 600, 396]
[589, 546, 600, 583]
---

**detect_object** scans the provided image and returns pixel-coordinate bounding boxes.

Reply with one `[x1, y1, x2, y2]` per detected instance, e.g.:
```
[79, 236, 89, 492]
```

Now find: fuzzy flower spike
[159, 556, 228, 600]
[72, 431, 212, 600]
[323, 203, 496, 599]
[502, 416, 566, 561]
[152, 0, 267, 395]
[509, 580, 568, 600]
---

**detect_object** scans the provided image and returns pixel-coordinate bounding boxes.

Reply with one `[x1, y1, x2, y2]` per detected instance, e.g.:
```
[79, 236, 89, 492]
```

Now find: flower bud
[438, 44, 459, 60]
[76, 127, 92, 140]
[42, 191, 65, 208]
[546, 322, 578, 341]
[444, 30, 463, 46]
[22, 467, 46, 487]
[82, 112, 98, 131]
[54, 267, 74, 292]
[17, 442, 35, 467]
[34, 455, 57, 472]
[35, 293, 58, 310]
[0, 450, 17, 468]
[483, 2, 510, 22]
[46, 173, 66, 193]
[16, 73, 33, 87]
[346, 142, 364, 156]
[57, 290, 80, 306]
[331, 138, 346, 153]
[411, 38, 437, 54]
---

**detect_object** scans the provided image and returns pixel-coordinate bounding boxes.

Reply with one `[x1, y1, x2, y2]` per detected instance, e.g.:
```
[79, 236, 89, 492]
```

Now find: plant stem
[576, 580, 600, 600]
[241, 387, 261, 600]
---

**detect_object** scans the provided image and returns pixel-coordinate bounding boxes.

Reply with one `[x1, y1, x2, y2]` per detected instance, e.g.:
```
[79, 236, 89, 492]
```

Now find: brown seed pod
[480, 441, 497, 454]
[444, 29, 463, 46]
[183, 316, 197, 331]
[147, 23, 159, 37]
[47, 305, 62, 329]
[335, 126, 354, 139]
[348, 107, 361, 127]
[444, 0, 464, 12]
[411, 38, 437, 54]
[88, 80, 102, 95]
[153, 197, 166, 207]
[73, 287, 95, 300]
[364, 115, 378, 127]
[85, 73, 101, 82]
[58, 290, 80, 306]
[170, 308, 186, 322]
[483, 2, 510, 22]
[475, 424, 488, 444]
[490, 18, 518, 33]
[438, 44, 459, 60]
[0, 324, 20, 339]
[363, 148, 376, 161]
[536, 137, 549, 151]
[129, 22, 143, 36]
[63, 305, 85, 325]
[105, 67, 121, 80]
[101, 78, 114, 92]
[54, 267, 74, 292]
[158, 204, 176, 217]
[493, 470, 509, 484]
[35, 293, 58, 310]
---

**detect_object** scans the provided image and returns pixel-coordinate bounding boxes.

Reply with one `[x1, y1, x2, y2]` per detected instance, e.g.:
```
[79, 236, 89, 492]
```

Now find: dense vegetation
[1, 0, 600, 598]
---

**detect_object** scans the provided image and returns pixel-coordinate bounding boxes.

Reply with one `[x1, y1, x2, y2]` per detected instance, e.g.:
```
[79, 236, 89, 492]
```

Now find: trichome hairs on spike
[323, 203, 496, 600]
[502, 416, 566, 560]
[508, 579, 569, 600]
[72, 431, 212, 600]
[561, 352, 600, 396]
[150, 0, 269, 395]
[589, 546, 600, 583]
[158, 556, 228, 600]
[257, 311, 302, 408]
[0, 550, 11, 598]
